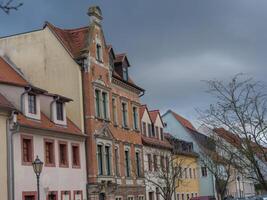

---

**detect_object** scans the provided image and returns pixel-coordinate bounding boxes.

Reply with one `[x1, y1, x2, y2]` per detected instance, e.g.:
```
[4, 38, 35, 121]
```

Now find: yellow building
[166, 133, 200, 200]
[175, 153, 200, 200]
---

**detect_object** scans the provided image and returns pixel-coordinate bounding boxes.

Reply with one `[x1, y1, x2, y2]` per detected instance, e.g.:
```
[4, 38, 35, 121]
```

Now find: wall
[0, 112, 8, 200]
[0, 28, 84, 131]
[13, 131, 87, 200]
[163, 113, 216, 197]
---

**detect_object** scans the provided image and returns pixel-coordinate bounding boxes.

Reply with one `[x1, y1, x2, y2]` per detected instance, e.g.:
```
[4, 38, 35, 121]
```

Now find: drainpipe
[7, 111, 20, 200]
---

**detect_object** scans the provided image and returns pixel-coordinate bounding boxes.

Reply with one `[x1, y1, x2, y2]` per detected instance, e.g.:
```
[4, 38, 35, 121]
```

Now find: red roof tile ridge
[45, 21, 88, 32]
[169, 110, 197, 131]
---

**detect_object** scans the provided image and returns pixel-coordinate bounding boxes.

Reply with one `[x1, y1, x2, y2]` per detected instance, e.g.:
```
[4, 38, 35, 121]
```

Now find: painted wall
[163, 113, 216, 197]
[143, 146, 173, 200]
[13, 131, 87, 200]
[0, 112, 8, 200]
[0, 28, 84, 131]
[174, 155, 200, 199]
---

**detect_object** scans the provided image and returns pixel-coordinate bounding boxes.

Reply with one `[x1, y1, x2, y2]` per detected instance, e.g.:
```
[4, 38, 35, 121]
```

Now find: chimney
[87, 6, 103, 25]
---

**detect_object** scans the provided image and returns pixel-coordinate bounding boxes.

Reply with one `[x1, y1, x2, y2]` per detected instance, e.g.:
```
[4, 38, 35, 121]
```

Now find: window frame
[135, 150, 142, 177]
[114, 145, 120, 177]
[96, 43, 103, 62]
[73, 190, 83, 200]
[121, 101, 129, 128]
[21, 134, 34, 166]
[104, 145, 112, 176]
[124, 148, 131, 177]
[58, 141, 69, 168]
[71, 143, 81, 168]
[132, 105, 139, 130]
[94, 88, 110, 120]
[56, 101, 64, 121]
[44, 138, 55, 167]
[142, 122, 147, 136]
[46, 191, 58, 200]
[112, 96, 118, 125]
[61, 191, 71, 200]
[22, 191, 37, 200]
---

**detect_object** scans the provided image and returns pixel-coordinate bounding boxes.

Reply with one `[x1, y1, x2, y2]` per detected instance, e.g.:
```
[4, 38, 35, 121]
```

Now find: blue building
[162, 110, 216, 198]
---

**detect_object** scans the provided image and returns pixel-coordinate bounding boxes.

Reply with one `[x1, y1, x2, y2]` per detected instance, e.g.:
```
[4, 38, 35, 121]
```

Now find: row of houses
[0, 5, 257, 200]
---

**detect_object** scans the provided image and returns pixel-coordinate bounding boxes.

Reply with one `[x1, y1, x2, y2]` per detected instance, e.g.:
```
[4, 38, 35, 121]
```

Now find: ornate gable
[94, 122, 114, 140]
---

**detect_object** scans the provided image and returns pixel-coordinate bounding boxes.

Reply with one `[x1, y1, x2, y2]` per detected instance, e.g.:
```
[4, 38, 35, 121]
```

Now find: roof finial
[87, 6, 103, 25]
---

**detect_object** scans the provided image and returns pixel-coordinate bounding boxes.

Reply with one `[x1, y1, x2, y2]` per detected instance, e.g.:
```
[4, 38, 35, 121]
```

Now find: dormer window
[96, 43, 103, 62]
[56, 101, 64, 121]
[122, 67, 128, 81]
[28, 93, 37, 114]
[51, 98, 67, 126]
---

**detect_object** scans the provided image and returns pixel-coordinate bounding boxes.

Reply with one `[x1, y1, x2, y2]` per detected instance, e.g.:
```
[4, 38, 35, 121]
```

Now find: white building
[140, 105, 174, 200]
[0, 56, 87, 200]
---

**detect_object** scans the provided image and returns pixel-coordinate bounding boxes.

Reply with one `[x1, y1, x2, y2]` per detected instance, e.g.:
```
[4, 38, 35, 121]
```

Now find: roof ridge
[45, 21, 88, 32]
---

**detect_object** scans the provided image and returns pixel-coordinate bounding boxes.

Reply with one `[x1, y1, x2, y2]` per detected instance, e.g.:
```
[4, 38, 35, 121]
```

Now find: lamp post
[32, 156, 43, 200]
[237, 175, 241, 198]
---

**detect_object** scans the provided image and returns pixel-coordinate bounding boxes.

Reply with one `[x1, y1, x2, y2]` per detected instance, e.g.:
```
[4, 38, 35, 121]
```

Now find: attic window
[96, 44, 103, 62]
[56, 101, 64, 121]
[122, 67, 128, 81]
[28, 93, 37, 114]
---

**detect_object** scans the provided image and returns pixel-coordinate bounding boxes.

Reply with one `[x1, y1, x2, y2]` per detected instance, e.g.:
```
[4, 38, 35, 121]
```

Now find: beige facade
[0, 28, 84, 131]
[0, 111, 9, 200]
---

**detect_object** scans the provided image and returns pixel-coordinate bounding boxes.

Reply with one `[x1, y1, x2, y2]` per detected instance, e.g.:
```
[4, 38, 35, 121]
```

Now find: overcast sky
[1, 0, 267, 126]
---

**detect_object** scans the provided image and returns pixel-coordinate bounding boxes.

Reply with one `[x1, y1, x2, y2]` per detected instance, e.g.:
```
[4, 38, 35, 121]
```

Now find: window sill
[122, 126, 130, 130]
[45, 163, 56, 167]
[22, 161, 33, 166]
[113, 124, 119, 128]
[72, 164, 81, 169]
[59, 164, 69, 168]
[96, 59, 104, 64]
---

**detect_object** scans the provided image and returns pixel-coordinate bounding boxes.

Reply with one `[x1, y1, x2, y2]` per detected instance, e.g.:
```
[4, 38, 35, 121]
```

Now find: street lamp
[32, 156, 43, 200]
[237, 175, 241, 198]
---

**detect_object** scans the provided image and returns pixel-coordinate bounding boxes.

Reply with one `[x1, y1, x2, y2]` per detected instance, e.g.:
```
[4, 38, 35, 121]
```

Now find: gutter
[7, 111, 19, 200]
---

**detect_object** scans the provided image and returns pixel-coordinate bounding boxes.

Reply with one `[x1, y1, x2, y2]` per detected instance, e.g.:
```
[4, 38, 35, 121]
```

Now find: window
[127, 196, 134, 200]
[191, 193, 194, 198]
[151, 125, 155, 137]
[47, 191, 58, 200]
[102, 92, 108, 120]
[156, 188, 160, 200]
[74, 191, 83, 200]
[160, 156, 165, 170]
[116, 197, 123, 200]
[153, 155, 158, 171]
[189, 168, 192, 179]
[160, 128, 164, 140]
[122, 67, 128, 81]
[148, 124, 152, 137]
[177, 194, 180, 200]
[142, 122, 147, 136]
[181, 194, 185, 200]
[44, 139, 55, 166]
[97, 145, 103, 175]
[193, 168, 196, 179]
[125, 149, 131, 177]
[105, 146, 111, 175]
[132, 106, 139, 130]
[155, 126, 159, 138]
[138, 196, 145, 200]
[28, 93, 37, 114]
[21, 135, 33, 165]
[96, 43, 103, 62]
[59, 142, 68, 167]
[112, 97, 118, 125]
[147, 154, 152, 171]
[61, 191, 71, 200]
[122, 102, 128, 128]
[186, 194, 190, 200]
[95, 89, 101, 118]
[135, 151, 141, 177]
[56, 101, 64, 121]
[22, 192, 37, 200]
[165, 157, 169, 172]
[195, 193, 198, 197]
[149, 192, 154, 200]
[201, 166, 208, 177]
[72, 144, 80, 168]
[115, 147, 120, 176]
[184, 168, 188, 179]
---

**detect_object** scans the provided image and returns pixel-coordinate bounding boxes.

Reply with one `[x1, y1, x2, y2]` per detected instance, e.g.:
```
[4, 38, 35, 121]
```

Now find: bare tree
[0, 0, 23, 14]
[197, 132, 243, 200]
[198, 74, 267, 191]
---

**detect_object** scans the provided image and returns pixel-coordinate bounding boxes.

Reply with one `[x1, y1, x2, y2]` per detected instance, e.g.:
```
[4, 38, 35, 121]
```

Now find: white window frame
[121, 100, 129, 128]
[112, 96, 118, 125]
[124, 146, 131, 177]
[51, 100, 67, 125]
[22, 92, 41, 120]
[94, 88, 110, 120]
[132, 105, 139, 130]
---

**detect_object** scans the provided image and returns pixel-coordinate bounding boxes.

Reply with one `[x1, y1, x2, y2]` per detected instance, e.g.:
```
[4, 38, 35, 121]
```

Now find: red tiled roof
[140, 105, 147, 119]
[45, 22, 88, 58]
[18, 112, 84, 136]
[0, 92, 15, 110]
[115, 53, 126, 63]
[142, 135, 172, 150]
[0, 57, 28, 87]
[149, 110, 160, 123]
[213, 128, 241, 147]
[169, 110, 197, 131]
